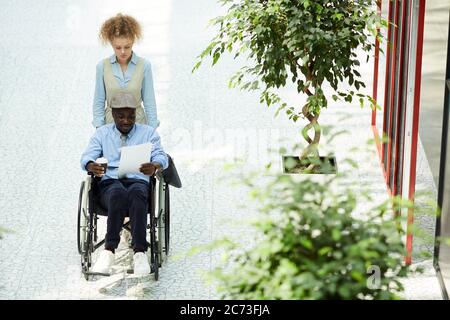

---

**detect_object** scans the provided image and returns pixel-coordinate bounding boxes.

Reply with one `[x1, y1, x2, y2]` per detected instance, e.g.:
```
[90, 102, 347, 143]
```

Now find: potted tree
[193, 0, 384, 174]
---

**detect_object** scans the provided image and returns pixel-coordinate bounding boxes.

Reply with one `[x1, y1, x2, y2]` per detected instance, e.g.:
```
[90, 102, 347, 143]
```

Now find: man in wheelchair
[80, 91, 168, 276]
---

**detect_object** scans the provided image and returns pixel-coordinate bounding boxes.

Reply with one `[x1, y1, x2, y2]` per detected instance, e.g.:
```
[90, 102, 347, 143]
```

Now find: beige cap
[110, 91, 138, 109]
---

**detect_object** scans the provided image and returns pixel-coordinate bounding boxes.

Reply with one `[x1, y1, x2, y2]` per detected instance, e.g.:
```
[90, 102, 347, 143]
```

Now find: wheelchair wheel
[153, 242, 159, 281]
[164, 184, 170, 255]
[77, 181, 88, 254]
[82, 212, 96, 280]
[157, 181, 169, 263]
[78, 177, 95, 280]
[150, 217, 159, 280]
[81, 251, 92, 280]
[148, 177, 159, 280]
[157, 212, 164, 265]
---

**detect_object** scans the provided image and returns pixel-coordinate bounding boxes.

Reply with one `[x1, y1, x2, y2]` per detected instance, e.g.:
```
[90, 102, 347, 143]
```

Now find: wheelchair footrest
[84, 271, 111, 277]
[126, 264, 157, 275]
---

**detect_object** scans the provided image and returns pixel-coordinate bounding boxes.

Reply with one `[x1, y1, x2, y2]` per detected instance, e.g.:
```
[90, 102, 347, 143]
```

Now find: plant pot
[282, 155, 337, 175]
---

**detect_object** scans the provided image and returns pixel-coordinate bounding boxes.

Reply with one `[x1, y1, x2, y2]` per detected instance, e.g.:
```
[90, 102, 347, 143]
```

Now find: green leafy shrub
[209, 169, 412, 299]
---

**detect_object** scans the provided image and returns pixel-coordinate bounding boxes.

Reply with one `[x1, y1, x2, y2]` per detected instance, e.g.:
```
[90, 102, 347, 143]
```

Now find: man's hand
[87, 162, 105, 177]
[139, 162, 161, 176]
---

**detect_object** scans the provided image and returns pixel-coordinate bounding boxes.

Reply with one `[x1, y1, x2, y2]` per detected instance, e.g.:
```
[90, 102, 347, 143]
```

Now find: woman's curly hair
[99, 13, 142, 44]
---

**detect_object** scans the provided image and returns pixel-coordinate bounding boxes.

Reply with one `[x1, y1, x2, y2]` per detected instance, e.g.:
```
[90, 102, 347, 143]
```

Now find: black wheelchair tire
[148, 177, 159, 280]
[77, 181, 85, 255]
[154, 240, 159, 281]
[81, 252, 91, 280]
[164, 184, 170, 255]
[150, 217, 159, 280]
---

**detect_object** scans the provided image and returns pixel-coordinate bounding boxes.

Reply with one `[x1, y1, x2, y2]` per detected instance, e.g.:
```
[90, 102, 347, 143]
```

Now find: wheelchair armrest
[84, 173, 92, 185]
[87, 172, 103, 181]
[162, 154, 182, 188]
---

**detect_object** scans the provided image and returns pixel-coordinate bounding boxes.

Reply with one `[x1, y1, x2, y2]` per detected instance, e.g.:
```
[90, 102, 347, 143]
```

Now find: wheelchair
[77, 155, 181, 280]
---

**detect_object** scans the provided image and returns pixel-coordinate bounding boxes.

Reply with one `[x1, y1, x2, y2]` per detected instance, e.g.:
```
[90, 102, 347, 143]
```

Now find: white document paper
[118, 143, 153, 178]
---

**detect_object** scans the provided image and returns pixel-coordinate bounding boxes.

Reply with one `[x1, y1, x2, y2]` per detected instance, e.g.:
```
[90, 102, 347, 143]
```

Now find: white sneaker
[133, 252, 150, 275]
[91, 250, 115, 274]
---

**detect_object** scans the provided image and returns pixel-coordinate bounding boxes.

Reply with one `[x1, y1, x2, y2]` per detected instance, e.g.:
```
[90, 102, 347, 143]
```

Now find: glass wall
[419, 1, 449, 300]
[435, 9, 450, 301]
[419, 1, 450, 186]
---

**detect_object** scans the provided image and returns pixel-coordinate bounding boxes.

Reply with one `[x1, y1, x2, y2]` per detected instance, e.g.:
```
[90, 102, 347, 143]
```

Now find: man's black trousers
[99, 178, 149, 252]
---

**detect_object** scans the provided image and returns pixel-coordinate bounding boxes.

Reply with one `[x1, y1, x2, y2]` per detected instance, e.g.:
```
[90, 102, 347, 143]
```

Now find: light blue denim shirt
[92, 52, 159, 128]
[80, 123, 168, 182]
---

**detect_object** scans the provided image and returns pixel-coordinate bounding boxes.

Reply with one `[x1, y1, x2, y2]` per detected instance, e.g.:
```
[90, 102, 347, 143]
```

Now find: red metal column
[372, 0, 382, 127]
[405, 0, 426, 265]
[372, 1, 384, 161]
[382, 0, 394, 167]
[386, 0, 400, 192]
[392, 0, 410, 198]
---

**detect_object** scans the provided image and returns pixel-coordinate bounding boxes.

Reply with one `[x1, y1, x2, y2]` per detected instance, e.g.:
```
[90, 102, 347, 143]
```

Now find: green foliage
[193, 0, 383, 119]
[209, 169, 413, 300]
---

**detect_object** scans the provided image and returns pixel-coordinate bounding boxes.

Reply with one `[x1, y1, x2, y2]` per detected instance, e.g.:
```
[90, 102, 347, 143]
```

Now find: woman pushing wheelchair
[80, 13, 180, 279]
[92, 13, 159, 129]
[84, 13, 162, 276]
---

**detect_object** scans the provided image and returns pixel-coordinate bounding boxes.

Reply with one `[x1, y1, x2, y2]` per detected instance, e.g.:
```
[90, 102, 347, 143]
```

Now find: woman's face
[111, 37, 134, 64]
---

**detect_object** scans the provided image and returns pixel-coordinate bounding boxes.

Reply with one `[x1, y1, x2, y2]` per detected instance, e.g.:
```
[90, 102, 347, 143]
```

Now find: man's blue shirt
[80, 123, 168, 182]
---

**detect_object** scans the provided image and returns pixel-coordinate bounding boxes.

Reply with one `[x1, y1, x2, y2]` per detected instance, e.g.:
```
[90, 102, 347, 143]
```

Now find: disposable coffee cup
[96, 157, 108, 175]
